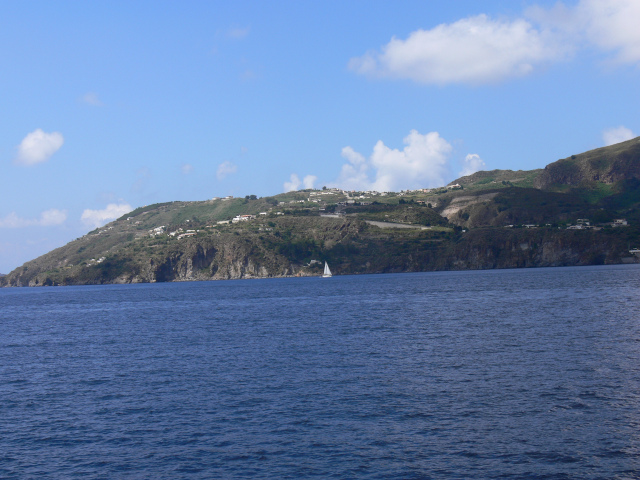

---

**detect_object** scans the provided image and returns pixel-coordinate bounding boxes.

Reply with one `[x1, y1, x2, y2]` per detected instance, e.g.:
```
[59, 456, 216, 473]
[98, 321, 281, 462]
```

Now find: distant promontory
[3, 137, 640, 287]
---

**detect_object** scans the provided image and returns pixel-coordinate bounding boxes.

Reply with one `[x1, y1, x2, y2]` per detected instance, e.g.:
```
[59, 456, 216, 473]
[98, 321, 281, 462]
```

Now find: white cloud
[40, 209, 68, 226]
[336, 130, 453, 191]
[341, 146, 367, 166]
[303, 175, 317, 189]
[284, 174, 301, 192]
[0, 209, 67, 228]
[335, 147, 370, 191]
[216, 161, 237, 180]
[81, 92, 103, 106]
[284, 174, 317, 192]
[15, 129, 64, 166]
[529, 0, 640, 65]
[227, 26, 250, 39]
[350, 1, 640, 86]
[81, 203, 132, 229]
[603, 126, 635, 146]
[349, 14, 568, 85]
[0, 213, 28, 228]
[181, 163, 193, 174]
[581, 0, 640, 64]
[459, 154, 486, 177]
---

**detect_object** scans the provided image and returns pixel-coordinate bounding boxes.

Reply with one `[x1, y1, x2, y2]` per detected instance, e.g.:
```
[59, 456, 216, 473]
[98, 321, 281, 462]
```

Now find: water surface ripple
[1, 265, 640, 479]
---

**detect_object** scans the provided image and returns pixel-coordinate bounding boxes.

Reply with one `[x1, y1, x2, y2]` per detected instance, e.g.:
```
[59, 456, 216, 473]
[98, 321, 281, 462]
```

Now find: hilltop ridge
[534, 136, 640, 189]
[448, 168, 543, 190]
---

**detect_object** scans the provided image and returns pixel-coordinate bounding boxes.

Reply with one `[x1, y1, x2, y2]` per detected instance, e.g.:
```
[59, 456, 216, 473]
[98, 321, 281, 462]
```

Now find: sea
[1, 265, 640, 479]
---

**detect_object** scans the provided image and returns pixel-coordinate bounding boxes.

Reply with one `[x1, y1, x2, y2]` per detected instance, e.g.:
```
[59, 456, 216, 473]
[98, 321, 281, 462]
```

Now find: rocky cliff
[3, 222, 637, 287]
[436, 228, 635, 270]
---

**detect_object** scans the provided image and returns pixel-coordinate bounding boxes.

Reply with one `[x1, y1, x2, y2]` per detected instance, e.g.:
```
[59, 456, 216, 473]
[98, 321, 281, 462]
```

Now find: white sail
[323, 261, 332, 277]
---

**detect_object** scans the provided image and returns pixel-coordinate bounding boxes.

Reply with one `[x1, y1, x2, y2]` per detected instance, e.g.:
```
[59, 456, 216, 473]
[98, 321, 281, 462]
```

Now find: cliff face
[534, 137, 640, 189]
[10, 236, 302, 287]
[4, 225, 636, 287]
[142, 240, 294, 283]
[435, 229, 635, 270]
[1, 217, 364, 287]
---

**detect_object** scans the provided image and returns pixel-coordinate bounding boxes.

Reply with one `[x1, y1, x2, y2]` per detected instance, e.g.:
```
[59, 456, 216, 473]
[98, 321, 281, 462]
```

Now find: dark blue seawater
[2, 265, 640, 479]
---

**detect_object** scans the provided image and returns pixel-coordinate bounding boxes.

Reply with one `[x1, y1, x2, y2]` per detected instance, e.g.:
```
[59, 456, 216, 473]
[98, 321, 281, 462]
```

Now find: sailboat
[322, 261, 332, 278]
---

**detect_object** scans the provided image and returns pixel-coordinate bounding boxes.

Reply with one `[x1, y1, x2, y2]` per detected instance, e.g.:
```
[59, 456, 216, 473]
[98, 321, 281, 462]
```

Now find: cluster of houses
[336, 200, 372, 206]
[611, 219, 628, 227]
[143, 209, 288, 239]
[567, 219, 594, 230]
[395, 185, 460, 196]
[86, 256, 106, 266]
[341, 189, 388, 197]
[149, 226, 166, 236]
[307, 189, 389, 203]
[566, 218, 628, 230]
[232, 214, 255, 223]
[308, 189, 342, 197]
[91, 225, 115, 236]
[504, 218, 629, 230]
[175, 230, 197, 239]
[230, 212, 269, 223]
[148, 225, 200, 240]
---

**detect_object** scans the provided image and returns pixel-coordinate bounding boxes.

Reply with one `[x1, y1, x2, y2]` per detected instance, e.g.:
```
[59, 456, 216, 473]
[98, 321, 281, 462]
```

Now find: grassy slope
[535, 136, 640, 190]
[450, 169, 543, 190]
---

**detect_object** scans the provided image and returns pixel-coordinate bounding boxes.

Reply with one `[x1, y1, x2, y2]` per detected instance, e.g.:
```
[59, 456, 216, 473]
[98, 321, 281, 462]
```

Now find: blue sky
[1, 0, 639, 273]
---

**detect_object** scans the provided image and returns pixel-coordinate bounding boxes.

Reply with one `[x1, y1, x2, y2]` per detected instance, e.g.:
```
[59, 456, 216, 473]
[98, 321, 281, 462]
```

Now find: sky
[1, 0, 639, 273]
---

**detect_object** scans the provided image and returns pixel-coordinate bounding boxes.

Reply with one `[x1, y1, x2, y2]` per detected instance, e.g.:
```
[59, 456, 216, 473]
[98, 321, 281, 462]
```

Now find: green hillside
[449, 168, 543, 190]
[534, 136, 640, 189]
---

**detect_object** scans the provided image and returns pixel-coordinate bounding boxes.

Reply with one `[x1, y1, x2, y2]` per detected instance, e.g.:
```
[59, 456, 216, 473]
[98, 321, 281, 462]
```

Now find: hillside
[432, 137, 640, 229]
[448, 168, 543, 190]
[534, 136, 640, 189]
[1, 192, 459, 286]
[2, 138, 640, 287]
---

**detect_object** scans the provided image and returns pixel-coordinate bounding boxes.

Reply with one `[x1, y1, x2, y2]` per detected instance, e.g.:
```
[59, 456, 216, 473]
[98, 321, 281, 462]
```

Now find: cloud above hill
[349, 15, 567, 85]
[14, 129, 64, 166]
[602, 126, 635, 146]
[459, 154, 486, 177]
[81, 203, 132, 229]
[335, 130, 453, 191]
[350, 0, 640, 86]
[528, 0, 640, 65]
[284, 174, 317, 192]
[217, 161, 237, 180]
